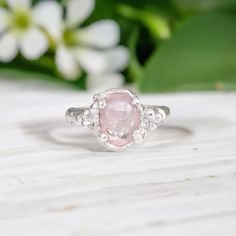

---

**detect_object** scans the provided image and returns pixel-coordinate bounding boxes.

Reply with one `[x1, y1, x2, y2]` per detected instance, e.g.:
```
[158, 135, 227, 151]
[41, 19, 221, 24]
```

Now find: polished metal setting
[66, 89, 170, 151]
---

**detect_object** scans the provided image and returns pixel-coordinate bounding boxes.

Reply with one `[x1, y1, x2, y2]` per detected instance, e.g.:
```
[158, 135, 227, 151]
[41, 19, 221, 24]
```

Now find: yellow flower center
[11, 9, 31, 31]
[63, 28, 78, 47]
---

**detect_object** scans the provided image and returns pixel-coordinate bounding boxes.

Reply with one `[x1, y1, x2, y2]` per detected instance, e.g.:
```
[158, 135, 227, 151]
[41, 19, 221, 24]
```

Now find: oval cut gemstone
[99, 91, 141, 148]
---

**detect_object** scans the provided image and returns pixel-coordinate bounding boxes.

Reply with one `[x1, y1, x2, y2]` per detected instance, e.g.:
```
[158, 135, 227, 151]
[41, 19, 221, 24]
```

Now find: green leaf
[0, 67, 86, 89]
[172, 0, 236, 12]
[140, 12, 236, 92]
[126, 27, 143, 83]
[0, 55, 86, 89]
[117, 4, 171, 40]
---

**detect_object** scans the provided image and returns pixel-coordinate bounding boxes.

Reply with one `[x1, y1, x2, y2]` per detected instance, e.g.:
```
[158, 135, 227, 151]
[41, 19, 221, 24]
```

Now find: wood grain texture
[0, 79, 236, 236]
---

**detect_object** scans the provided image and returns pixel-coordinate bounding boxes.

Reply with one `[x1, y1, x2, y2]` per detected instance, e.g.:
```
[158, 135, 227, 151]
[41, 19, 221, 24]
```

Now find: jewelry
[66, 89, 170, 151]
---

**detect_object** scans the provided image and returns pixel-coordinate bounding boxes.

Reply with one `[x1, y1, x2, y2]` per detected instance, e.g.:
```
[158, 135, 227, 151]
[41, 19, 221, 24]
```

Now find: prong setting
[98, 99, 106, 109]
[97, 133, 108, 143]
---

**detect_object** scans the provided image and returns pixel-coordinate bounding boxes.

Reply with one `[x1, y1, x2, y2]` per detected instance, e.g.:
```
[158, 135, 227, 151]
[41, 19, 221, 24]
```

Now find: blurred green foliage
[140, 12, 236, 92]
[1, 0, 236, 92]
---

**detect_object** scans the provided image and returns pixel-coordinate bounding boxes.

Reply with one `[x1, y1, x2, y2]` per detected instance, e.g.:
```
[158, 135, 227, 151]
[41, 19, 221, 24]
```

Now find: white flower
[36, 0, 129, 83]
[0, 0, 51, 62]
[87, 73, 125, 92]
[86, 46, 129, 91]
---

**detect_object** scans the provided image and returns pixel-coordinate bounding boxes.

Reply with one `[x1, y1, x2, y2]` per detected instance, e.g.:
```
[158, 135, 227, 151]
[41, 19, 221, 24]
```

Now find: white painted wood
[0, 79, 236, 236]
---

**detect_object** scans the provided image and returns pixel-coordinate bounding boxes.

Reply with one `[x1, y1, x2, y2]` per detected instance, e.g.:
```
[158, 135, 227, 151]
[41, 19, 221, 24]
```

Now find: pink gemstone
[99, 91, 141, 148]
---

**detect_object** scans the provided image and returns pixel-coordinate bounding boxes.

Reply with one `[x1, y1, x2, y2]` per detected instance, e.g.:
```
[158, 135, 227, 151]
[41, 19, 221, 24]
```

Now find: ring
[65, 89, 170, 151]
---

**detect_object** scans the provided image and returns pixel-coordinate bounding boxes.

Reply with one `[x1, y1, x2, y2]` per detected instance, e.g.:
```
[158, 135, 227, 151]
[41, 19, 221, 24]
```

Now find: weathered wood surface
[0, 79, 236, 236]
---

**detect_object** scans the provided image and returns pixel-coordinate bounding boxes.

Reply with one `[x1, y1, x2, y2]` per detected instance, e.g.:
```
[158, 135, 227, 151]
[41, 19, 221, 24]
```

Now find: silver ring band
[65, 88, 170, 151]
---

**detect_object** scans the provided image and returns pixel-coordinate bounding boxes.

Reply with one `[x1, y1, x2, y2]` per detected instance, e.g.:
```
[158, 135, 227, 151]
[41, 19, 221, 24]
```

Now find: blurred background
[0, 0, 236, 92]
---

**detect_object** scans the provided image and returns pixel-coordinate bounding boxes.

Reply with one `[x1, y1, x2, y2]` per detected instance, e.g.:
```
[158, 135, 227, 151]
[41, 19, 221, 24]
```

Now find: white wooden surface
[0, 79, 236, 236]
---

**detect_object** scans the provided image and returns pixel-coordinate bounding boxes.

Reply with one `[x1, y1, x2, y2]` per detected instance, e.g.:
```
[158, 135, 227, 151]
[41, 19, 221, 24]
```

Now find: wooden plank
[0, 79, 236, 235]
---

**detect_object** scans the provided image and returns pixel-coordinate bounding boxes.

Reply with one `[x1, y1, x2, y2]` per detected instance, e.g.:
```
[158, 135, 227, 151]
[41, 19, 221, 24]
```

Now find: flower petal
[66, 0, 95, 27]
[74, 48, 107, 75]
[79, 20, 120, 48]
[0, 9, 10, 34]
[6, 0, 31, 9]
[56, 45, 81, 80]
[33, 1, 63, 40]
[87, 73, 124, 92]
[0, 32, 18, 62]
[105, 46, 130, 71]
[19, 27, 48, 60]
[75, 46, 129, 75]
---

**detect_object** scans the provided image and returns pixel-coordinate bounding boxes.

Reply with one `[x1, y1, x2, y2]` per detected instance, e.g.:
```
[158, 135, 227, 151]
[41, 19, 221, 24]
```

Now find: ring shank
[66, 107, 89, 124]
[157, 106, 170, 116]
